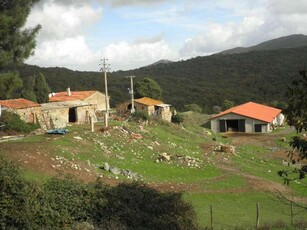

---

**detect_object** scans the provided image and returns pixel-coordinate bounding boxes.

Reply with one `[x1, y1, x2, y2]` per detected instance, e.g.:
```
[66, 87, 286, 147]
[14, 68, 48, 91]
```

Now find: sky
[24, 0, 307, 71]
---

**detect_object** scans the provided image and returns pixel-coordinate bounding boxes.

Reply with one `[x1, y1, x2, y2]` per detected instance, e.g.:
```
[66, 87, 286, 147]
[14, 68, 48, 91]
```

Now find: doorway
[69, 107, 77, 122]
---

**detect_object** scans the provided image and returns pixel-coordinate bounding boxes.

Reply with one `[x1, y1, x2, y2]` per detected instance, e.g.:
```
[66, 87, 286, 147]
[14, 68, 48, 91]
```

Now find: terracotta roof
[0, 98, 41, 109]
[211, 102, 282, 123]
[49, 91, 97, 102]
[134, 97, 163, 106]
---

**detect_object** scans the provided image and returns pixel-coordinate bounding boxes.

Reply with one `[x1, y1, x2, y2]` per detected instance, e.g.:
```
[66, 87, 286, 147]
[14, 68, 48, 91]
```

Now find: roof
[211, 102, 282, 123]
[49, 91, 97, 102]
[134, 97, 163, 106]
[0, 98, 41, 109]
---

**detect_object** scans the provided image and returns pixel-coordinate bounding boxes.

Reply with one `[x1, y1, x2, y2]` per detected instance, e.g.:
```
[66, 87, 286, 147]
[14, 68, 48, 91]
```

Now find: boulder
[104, 162, 110, 171]
[221, 145, 236, 154]
[159, 152, 171, 161]
[110, 167, 121, 175]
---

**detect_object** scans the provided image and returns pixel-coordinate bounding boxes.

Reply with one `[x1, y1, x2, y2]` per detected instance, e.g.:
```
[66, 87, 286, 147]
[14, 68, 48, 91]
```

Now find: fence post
[256, 202, 260, 229]
[210, 205, 213, 230]
[291, 201, 294, 225]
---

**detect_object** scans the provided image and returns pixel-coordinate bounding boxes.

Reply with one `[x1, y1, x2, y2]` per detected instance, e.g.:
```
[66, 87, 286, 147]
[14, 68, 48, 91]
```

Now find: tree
[223, 99, 235, 110]
[184, 103, 202, 113]
[33, 73, 50, 103]
[0, 72, 23, 99]
[0, 0, 41, 67]
[279, 70, 307, 184]
[21, 75, 37, 102]
[284, 70, 307, 133]
[135, 78, 163, 100]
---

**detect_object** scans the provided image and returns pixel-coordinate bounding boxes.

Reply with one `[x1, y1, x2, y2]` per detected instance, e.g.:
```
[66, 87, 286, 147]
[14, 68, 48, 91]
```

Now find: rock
[159, 152, 171, 161]
[221, 145, 235, 154]
[147, 146, 154, 150]
[110, 167, 121, 175]
[281, 137, 287, 142]
[104, 162, 110, 171]
[73, 136, 83, 140]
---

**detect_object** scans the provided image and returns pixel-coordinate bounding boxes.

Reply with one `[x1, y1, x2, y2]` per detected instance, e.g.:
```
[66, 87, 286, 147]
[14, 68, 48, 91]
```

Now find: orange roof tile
[211, 102, 281, 123]
[49, 91, 96, 102]
[0, 98, 41, 109]
[134, 97, 163, 106]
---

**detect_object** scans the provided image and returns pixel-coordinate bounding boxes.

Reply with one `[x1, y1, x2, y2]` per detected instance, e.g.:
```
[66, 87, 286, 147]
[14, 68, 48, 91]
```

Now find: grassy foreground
[1, 112, 307, 229]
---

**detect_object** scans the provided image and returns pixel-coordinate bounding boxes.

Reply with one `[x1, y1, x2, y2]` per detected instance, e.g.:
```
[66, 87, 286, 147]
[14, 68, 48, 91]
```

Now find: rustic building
[133, 97, 172, 122]
[210, 102, 283, 133]
[37, 88, 109, 129]
[0, 98, 41, 124]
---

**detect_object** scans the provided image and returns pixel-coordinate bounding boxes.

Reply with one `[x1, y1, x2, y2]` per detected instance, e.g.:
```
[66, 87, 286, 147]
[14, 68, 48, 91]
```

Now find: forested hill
[218, 34, 307, 55]
[14, 45, 307, 113]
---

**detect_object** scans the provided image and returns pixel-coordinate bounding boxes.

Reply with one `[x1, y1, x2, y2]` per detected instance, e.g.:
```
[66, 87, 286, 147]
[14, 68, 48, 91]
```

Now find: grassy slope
[1, 113, 307, 229]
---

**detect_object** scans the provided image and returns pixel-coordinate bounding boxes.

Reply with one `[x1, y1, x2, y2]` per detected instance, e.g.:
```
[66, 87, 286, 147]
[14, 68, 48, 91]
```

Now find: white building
[210, 102, 283, 133]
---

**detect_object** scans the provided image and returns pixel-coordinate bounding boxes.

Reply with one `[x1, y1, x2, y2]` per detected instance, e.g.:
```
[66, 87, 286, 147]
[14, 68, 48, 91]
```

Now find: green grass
[3, 113, 307, 229]
[185, 192, 307, 229]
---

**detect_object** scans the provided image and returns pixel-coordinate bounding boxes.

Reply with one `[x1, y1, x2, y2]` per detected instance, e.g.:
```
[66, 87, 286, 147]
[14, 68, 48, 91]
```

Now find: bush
[171, 113, 184, 124]
[93, 182, 198, 230]
[0, 111, 40, 133]
[184, 104, 202, 113]
[131, 111, 149, 121]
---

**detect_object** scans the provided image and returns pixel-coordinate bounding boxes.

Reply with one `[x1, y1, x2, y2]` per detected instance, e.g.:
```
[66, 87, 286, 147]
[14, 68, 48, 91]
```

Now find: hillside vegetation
[1, 113, 307, 229]
[218, 34, 307, 55]
[10, 45, 306, 113]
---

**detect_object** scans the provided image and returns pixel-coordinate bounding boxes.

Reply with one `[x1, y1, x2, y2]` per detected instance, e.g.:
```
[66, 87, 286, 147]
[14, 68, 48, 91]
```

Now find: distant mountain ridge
[218, 34, 307, 55]
[146, 59, 173, 67]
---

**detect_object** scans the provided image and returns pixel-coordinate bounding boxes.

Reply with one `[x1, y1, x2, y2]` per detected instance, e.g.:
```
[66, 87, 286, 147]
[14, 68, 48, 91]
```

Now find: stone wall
[85, 91, 107, 111]
[14, 107, 41, 124]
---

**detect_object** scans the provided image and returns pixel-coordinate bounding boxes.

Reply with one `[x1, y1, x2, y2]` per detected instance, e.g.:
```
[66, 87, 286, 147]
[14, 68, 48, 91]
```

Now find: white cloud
[180, 0, 307, 57]
[102, 40, 178, 70]
[28, 36, 97, 71]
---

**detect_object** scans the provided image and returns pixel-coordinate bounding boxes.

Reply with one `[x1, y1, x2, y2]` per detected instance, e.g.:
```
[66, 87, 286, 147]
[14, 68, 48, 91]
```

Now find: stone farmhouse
[210, 102, 284, 133]
[0, 88, 108, 130]
[41, 88, 108, 129]
[132, 97, 172, 122]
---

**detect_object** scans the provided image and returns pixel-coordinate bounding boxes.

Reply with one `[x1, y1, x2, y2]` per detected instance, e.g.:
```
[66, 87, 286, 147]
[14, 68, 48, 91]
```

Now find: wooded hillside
[9, 45, 307, 113]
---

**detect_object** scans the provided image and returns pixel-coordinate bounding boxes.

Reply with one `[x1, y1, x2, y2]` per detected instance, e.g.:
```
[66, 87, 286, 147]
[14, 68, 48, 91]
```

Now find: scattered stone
[281, 137, 287, 142]
[104, 162, 110, 171]
[221, 145, 236, 154]
[147, 146, 154, 150]
[109, 167, 121, 175]
[159, 152, 171, 161]
[116, 155, 125, 160]
[73, 136, 83, 140]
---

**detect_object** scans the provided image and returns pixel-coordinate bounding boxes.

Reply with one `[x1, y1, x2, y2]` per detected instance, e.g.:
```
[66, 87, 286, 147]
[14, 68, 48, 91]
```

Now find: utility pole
[126, 76, 135, 113]
[100, 58, 110, 128]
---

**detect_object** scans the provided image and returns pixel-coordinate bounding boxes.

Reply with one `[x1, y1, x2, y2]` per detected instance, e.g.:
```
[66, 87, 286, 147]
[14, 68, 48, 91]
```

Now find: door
[238, 119, 245, 132]
[254, 124, 262, 133]
[219, 120, 226, 132]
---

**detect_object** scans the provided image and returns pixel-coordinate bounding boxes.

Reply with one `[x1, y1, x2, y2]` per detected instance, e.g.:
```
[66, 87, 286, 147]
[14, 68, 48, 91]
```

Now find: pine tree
[21, 75, 37, 102]
[0, 72, 23, 99]
[0, 0, 41, 67]
[33, 73, 50, 103]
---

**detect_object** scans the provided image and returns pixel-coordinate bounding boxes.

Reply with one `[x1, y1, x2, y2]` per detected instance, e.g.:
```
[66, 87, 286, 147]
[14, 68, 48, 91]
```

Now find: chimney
[67, 86, 71, 96]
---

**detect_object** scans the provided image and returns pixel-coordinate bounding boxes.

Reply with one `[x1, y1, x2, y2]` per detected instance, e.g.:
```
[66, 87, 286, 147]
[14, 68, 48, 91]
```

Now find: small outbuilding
[210, 102, 283, 133]
[0, 98, 41, 124]
[132, 97, 172, 122]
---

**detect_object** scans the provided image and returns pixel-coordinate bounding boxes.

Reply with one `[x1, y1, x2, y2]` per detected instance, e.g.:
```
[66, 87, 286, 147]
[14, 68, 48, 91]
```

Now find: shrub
[0, 111, 40, 133]
[93, 182, 198, 230]
[184, 104, 202, 113]
[131, 111, 149, 121]
[171, 113, 184, 124]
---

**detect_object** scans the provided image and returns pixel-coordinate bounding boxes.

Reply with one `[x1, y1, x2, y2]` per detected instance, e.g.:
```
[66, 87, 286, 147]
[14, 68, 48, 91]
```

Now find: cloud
[102, 39, 178, 70]
[180, 0, 307, 57]
[27, 36, 98, 71]
[27, 1, 102, 40]
[106, 0, 170, 7]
